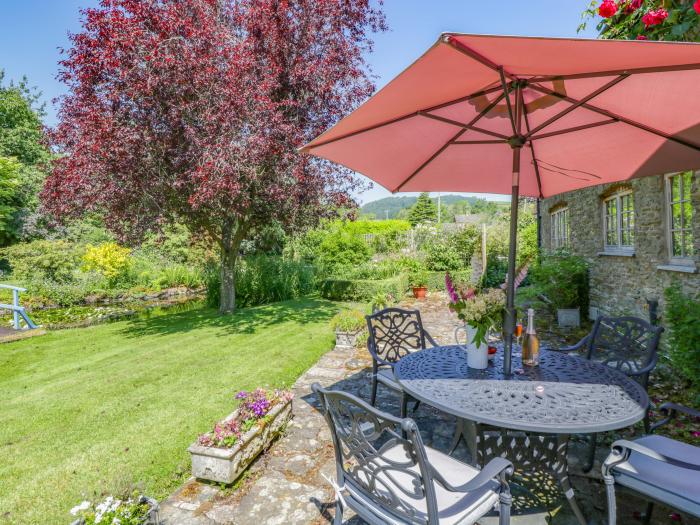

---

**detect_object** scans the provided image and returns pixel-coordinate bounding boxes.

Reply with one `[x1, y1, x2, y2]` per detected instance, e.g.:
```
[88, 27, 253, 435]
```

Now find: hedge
[427, 270, 471, 291]
[320, 274, 408, 302]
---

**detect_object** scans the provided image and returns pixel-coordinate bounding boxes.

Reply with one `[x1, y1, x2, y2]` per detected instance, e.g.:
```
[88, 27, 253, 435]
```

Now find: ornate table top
[394, 345, 649, 434]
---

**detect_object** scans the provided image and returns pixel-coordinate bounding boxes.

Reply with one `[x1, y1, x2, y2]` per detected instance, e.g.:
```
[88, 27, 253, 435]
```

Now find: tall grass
[205, 256, 316, 308]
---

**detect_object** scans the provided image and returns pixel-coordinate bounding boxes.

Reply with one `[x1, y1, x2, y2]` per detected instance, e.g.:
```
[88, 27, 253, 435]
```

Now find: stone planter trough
[335, 329, 362, 349]
[557, 307, 581, 328]
[70, 496, 161, 525]
[188, 397, 293, 484]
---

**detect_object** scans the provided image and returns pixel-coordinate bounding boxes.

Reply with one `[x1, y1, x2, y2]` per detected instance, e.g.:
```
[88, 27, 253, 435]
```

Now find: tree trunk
[219, 219, 246, 314]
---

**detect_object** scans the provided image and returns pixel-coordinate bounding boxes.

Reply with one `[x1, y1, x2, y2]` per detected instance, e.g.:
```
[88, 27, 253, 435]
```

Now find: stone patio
[160, 294, 695, 525]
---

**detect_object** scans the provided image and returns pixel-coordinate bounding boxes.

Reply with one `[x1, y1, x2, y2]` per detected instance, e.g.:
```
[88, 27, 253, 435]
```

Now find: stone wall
[541, 172, 699, 320]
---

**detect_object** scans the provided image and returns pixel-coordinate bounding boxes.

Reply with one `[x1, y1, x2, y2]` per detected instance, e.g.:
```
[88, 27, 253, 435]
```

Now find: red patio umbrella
[301, 34, 700, 375]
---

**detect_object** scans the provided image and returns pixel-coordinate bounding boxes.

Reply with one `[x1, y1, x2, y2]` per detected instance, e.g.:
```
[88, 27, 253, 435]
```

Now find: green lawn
[0, 297, 338, 525]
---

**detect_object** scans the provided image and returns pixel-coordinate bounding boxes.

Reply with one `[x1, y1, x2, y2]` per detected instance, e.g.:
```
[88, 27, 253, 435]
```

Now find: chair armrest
[432, 457, 513, 493]
[366, 338, 397, 368]
[650, 402, 700, 433]
[606, 439, 700, 472]
[546, 334, 590, 353]
[623, 355, 657, 379]
[422, 329, 439, 348]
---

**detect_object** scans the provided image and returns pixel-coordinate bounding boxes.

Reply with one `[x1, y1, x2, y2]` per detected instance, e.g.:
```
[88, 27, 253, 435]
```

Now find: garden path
[159, 294, 678, 525]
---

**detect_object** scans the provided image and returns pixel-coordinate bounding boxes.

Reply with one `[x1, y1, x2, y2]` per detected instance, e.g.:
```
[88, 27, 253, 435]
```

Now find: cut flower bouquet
[445, 272, 505, 347]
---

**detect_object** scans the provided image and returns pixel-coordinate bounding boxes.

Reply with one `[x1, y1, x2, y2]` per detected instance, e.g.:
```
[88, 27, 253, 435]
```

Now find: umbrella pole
[503, 145, 521, 376]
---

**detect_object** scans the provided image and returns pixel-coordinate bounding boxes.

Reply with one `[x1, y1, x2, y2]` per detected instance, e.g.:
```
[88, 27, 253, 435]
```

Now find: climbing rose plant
[43, 0, 385, 313]
[581, 0, 700, 41]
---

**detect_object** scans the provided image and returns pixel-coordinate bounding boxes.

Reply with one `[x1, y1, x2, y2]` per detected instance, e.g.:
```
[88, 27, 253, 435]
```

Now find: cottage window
[550, 207, 569, 249]
[603, 191, 634, 254]
[665, 172, 694, 263]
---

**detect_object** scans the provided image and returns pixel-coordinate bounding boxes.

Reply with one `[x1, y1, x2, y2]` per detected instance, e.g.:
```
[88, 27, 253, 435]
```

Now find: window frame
[664, 171, 695, 266]
[602, 190, 635, 255]
[550, 206, 570, 250]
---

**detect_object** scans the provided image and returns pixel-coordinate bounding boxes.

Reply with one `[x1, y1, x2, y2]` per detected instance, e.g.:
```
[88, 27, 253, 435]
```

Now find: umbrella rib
[392, 128, 468, 192]
[524, 74, 628, 138]
[393, 88, 514, 192]
[522, 91, 544, 199]
[529, 82, 700, 153]
[530, 119, 619, 141]
[452, 140, 506, 144]
[301, 85, 505, 152]
[443, 35, 516, 79]
[499, 67, 518, 136]
[527, 62, 700, 83]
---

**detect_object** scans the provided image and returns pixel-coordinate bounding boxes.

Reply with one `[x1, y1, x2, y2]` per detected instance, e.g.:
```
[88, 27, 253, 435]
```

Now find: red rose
[636, 35, 648, 40]
[642, 8, 668, 27]
[694, 0, 700, 14]
[599, 0, 618, 18]
[624, 0, 643, 14]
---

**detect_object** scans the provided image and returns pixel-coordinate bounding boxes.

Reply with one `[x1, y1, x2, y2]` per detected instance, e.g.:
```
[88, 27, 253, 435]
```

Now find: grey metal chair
[602, 402, 700, 525]
[553, 315, 664, 471]
[366, 307, 438, 417]
[312, 383, 514, 525]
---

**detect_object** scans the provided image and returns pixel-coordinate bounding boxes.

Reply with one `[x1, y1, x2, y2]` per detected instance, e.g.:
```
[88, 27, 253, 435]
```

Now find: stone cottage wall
[541, 172, 700, 320]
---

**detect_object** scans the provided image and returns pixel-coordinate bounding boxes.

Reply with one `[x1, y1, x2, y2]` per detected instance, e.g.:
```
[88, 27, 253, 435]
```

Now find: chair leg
[400, 392, 409, 418]
[333, 499, 343, 525]
[370, 376, 378, 406]
[642, 501, 654, 525]
[582, 433, 597, 473]
[499, 491, 512, 525]
[643, 409, 651, 435]
[603, 472, 617, 525]
[412, 399, 420, 412]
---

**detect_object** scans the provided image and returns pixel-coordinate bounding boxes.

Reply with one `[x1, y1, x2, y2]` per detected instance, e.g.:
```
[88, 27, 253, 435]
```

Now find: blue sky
[1, 0, 600, 204]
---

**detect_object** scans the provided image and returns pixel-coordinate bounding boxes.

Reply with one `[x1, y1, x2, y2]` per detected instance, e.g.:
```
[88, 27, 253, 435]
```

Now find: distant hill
[360, 194, 498, 219]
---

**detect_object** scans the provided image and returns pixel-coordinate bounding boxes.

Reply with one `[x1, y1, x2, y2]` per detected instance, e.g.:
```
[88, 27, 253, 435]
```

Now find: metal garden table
[394, 345, 649, 524]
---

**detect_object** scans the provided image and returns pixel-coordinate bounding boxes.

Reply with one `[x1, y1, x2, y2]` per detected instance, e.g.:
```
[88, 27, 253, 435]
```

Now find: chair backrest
[366, 308, 427, 365]
[587, 316, 663, 383]
[313, 384, 438, 524]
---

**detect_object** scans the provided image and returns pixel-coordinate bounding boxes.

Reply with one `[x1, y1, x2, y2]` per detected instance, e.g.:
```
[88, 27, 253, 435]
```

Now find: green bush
[330, 309, 366, 332]
[664, 283, 700, 387]
[423, 235, 463, 271]
[205, 256, 316, 308]
[427, 270, 470, 291]
[317, 232, 371, 271]
[319, 274, 408, 302]
[530, 253, 589, 311]
[2, 239, 84, 282]
[26, 273, 108, 307]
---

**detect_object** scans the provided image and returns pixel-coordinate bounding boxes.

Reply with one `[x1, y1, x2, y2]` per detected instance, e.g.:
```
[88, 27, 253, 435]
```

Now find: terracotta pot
[412, 286, 428, 299]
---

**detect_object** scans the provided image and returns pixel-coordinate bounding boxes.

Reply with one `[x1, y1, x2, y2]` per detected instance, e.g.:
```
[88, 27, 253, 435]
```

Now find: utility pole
[385, 210, 389, 220]
[437, 192, 441, 223]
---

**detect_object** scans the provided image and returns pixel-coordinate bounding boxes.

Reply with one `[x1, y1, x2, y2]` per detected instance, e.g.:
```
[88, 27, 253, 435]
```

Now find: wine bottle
[522, 308, 540, 367]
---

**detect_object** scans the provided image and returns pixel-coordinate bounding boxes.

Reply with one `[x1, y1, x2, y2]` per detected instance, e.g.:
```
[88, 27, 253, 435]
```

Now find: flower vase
[455, 324, 488, 370]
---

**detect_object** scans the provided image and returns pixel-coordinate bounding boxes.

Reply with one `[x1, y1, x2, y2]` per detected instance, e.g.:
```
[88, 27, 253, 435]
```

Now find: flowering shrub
[69, 494, 151, 525]
[197, 388, 293, 448]
[582, 0, 700, 41]
[82, 242, 132, 284]
[445, 272, 505, 347]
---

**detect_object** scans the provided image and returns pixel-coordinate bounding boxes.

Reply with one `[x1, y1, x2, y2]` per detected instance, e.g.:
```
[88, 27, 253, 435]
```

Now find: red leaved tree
[43, 0, 385, 312]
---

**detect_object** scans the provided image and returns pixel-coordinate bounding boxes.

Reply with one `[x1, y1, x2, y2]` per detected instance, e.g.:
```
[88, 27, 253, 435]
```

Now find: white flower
[112, 518, 121, 525]
[109, 499, 121, 512]
[70, 501, 91, 516]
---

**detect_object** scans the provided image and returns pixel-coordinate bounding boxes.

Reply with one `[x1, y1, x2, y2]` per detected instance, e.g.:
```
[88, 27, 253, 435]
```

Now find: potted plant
[530, 254, 589, 328]
[70, 493, 161, 525]
[189, 388, 294, 484]
[408, 267, 429, 299]
[446, 273, 505, 369]
[330, 309, 366, 349]
[370, 291, 392, 313]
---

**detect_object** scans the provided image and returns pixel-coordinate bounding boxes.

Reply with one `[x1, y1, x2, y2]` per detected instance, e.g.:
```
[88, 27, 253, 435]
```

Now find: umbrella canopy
[302, 34, 700, 374]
